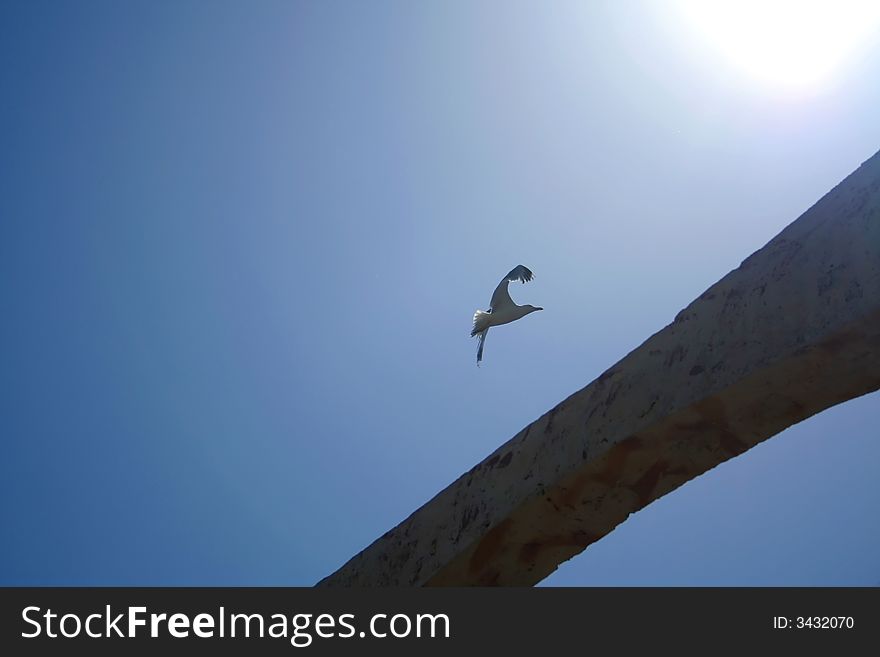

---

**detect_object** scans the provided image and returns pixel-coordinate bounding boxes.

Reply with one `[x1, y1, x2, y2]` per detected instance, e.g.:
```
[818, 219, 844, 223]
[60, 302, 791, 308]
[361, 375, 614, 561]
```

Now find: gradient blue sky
[2, 1, 879, 586]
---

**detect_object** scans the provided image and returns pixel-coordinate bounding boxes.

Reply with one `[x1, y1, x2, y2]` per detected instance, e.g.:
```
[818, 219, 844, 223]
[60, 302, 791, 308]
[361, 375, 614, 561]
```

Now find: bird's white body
[479, 304, 534, 328]
[471, 265, 542, 364]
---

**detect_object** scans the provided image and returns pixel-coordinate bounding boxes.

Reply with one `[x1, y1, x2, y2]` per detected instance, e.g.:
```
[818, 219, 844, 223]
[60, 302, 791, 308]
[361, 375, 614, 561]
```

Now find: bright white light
[676, 0, 880, 90]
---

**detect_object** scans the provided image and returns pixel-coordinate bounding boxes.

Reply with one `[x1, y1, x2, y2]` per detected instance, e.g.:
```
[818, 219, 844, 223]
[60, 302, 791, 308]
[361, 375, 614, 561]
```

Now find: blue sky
[2, 1, 878, 585]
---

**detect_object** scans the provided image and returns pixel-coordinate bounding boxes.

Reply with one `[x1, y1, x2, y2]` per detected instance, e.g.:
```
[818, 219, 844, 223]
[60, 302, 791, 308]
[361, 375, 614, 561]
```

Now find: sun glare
[676, 0, 880, 91]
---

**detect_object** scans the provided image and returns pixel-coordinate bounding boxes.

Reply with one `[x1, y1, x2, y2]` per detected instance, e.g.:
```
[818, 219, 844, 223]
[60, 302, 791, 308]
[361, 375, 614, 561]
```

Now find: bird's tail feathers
[471, 309, 491, 337]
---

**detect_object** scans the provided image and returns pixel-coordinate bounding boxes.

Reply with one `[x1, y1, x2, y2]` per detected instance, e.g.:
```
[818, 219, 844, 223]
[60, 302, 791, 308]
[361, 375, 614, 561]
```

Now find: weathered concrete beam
[318, 149, 880, 586]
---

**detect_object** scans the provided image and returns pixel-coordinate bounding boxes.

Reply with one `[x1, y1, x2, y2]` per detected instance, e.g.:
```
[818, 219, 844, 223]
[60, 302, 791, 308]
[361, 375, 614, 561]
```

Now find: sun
[676, 0, 880, 91]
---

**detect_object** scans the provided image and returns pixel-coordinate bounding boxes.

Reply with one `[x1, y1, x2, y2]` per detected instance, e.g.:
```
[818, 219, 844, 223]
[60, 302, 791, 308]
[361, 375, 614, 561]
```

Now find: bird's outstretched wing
[476, 328, 488, 365]
[490, 265, 534, 311]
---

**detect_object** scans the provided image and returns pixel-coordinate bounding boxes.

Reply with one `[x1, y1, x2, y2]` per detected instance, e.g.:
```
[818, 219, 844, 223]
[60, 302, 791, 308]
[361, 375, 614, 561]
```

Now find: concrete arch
[318, 149, 880, 586]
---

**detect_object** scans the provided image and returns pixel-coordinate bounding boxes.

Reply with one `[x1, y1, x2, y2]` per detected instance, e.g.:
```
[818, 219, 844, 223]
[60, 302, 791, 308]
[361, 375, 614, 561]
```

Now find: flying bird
[471, 265, 543, 365]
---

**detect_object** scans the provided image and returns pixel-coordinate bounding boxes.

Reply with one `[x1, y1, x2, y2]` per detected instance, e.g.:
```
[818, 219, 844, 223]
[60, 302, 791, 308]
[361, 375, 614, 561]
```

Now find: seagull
[471, 264, 543, 365]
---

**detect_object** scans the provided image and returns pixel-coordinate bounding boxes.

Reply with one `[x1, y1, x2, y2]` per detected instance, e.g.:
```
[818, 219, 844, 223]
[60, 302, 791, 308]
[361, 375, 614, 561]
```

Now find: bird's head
[527, 305, 543, 313]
